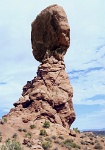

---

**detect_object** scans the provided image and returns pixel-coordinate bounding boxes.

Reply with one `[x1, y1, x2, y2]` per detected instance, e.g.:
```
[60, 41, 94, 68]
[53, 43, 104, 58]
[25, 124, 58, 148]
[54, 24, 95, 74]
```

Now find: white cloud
[71, 68, 105, 105]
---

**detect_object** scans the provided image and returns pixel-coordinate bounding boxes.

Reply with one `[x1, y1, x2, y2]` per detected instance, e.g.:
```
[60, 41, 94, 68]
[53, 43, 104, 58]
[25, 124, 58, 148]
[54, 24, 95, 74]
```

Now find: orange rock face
[13, 4, 76, 129]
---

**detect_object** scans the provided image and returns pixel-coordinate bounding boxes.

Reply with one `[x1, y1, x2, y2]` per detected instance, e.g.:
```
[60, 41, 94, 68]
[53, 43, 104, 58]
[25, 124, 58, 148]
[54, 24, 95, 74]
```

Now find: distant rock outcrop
[11, 4, 76, 129]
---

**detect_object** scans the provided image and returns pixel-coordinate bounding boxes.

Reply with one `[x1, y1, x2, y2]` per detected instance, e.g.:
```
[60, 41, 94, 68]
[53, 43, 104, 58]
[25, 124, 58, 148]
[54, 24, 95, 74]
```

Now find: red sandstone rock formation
[31, 4, 70, 62]
[12, 4, 75, 129]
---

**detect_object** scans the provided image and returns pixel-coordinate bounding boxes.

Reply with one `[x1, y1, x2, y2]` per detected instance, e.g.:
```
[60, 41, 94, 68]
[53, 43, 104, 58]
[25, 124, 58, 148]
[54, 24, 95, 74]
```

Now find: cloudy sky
[0, 0, 105, 130]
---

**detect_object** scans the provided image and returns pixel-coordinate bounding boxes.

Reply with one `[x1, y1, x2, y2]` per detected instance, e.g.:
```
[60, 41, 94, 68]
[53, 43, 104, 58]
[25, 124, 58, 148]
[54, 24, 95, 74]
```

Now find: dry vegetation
[0, 117, 105, 150]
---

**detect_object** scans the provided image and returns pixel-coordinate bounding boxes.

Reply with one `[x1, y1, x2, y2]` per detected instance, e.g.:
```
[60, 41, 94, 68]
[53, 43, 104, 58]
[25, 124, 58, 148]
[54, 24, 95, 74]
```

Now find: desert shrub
[64, 139, 73, 144]
[1, 140, 23, 150]
[60, 142, 65, 147]
[0, 136, 2, 142]
[12, 133, 18, 139]
[22, 129, 27, 132]
[43, 121, 50, 128]
[94, 143, 103, 149]
[25, 132, 32, 139]
[80, 140, 88, 145]
[63, 139, 72, 148]
[54, 140, 60, 144]
[64, 139, 80, 149]
[45, 137, 52, 142]
[3, 118, 7, 123]
[40, 129, 47, 136]
[80, 135, 85, 138]
[51, 135, 56, 140]
[95, 140, 98, 143]
[42, 141, 51, 150]
[18, 128, 23, 132]
[27, 142, 32, 148]
[90, 141, 94, 145]
[30, 124, 36, 129]
[73, 127, 80, 133]
[86, 132, 94, 137]
[58, 135, 64, 140]
[70, 142, 81, 149]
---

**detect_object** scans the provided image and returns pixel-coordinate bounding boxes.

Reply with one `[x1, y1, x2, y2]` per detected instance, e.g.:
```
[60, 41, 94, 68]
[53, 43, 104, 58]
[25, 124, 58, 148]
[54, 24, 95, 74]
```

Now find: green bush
[64, 139, 80, 149]
[30, 124, 36, 129]
[40, 129, 47, 136]
[43, 121, 50, 128]
[58, 135, 64, 140]
[51, 135, 56, 140]
[80, 140, 88, 145]
[60, 142, 65, 147]
[1, 140, 23, 150]
[25, 132, 32, 139]
[95, 140, 98, 143]
[3, 118, 7, 123]
[90, 141, 94, 145]
[64, 139, 73, 144]
[42, 141, 51, 150]
[80, 135, 85, 138]
[45, 137, 52, 142]
[94, 143, 103, 149]
[70, 142, 81, 149]
[73, 127, 80, 133]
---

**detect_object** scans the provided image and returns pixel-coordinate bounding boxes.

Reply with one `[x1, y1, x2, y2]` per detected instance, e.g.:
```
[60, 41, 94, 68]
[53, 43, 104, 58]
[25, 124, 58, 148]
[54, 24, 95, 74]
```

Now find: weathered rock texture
[14, 56, 75, 129]
[11, 4, 75, 129]
[31, 4, 70, 62]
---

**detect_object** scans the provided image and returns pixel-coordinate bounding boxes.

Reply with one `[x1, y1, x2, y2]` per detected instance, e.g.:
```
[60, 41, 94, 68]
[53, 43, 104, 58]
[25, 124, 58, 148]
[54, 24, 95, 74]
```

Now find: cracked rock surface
[31, 4, 70, 62]
[13, 56, 75, 129]
[9, 4, 75, 130]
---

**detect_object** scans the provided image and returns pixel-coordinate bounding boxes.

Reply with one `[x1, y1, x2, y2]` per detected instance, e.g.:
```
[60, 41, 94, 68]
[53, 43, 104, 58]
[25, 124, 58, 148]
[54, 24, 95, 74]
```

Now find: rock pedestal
[12, 4, 75, 130]
[14, 56, 75, 129]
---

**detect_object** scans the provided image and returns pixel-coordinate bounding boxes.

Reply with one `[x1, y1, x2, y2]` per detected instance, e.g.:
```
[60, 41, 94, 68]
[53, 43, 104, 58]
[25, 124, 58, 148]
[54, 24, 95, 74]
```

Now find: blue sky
[0, 0, 105, 130]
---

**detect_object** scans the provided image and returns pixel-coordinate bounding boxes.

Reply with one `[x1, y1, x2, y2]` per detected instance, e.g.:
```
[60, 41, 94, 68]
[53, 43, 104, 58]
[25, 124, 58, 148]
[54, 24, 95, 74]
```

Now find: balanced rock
[31, 4, 70, 62]
[12, 4, 75, 130]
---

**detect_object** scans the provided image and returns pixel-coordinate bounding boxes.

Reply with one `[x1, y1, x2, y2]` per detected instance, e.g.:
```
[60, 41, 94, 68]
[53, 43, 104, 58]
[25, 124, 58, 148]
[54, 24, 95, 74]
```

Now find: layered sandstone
[10, 4, 75, 130]
[14, 56, 75, 129]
